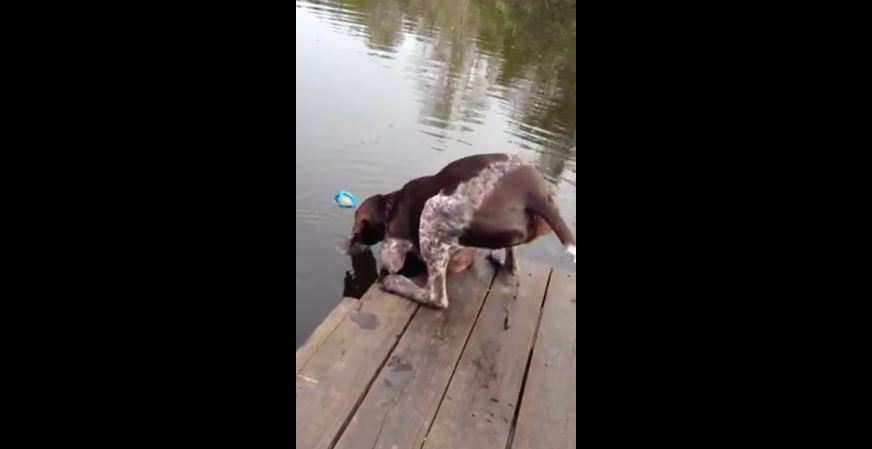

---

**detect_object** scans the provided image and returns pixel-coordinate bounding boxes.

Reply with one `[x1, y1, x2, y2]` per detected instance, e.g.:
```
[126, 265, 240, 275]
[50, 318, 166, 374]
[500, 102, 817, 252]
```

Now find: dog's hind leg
[527, 196, 576, 263]
[487, 247, 519, 278]
[447, 247, 477, 274]
[504, 246, 520, 277]
[420, 241, 453, 309]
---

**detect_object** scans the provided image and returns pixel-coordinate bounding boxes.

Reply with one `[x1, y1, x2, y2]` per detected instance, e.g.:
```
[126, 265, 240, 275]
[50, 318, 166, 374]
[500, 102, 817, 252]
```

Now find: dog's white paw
[566, 244, 576, 264]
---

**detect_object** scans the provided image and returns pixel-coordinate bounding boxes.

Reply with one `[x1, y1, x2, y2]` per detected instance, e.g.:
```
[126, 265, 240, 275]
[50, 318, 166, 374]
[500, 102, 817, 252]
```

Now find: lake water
[295, 0, 576, 348]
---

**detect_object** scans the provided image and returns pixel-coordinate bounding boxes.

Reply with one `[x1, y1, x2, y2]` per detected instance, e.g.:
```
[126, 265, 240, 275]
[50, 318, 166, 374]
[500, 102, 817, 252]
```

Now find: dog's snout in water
[346, 237, 368, 255]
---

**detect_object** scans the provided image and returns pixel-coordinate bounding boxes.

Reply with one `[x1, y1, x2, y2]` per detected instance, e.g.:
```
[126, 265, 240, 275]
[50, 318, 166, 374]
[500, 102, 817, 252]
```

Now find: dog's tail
[528, 195, 576, 263]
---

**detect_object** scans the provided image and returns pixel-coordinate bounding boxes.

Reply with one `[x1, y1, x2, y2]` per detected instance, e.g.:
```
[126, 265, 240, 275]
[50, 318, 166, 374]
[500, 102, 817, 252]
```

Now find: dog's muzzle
[346, 235, 368, 255]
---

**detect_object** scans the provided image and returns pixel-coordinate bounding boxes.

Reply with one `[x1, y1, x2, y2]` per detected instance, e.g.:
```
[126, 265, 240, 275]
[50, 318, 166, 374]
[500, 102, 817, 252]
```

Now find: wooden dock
[295, 259, 576, 449]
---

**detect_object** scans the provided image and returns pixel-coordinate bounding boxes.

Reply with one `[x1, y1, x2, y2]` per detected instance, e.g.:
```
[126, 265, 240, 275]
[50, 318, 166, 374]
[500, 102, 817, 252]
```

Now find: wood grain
[422, 262, 552, 449]
[295, 287, 418, 449]
[333, 260, 495, 449]
[512, 269, 576, 449]
[296, 297, 360, 375]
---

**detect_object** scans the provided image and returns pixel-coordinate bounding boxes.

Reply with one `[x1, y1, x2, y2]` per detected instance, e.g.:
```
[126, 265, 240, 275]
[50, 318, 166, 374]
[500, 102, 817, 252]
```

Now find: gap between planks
[296, 261, 574, 449]
[296, 297, 362, 376]
[510, 269, 576, 449]
[504, 268, 554, 449]
[332, 259, 498, 449]
[420, 262, 554, 449]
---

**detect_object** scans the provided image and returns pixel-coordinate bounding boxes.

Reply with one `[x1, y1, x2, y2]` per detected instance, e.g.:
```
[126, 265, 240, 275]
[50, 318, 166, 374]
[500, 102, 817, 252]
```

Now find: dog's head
[347, 194, 388, 250]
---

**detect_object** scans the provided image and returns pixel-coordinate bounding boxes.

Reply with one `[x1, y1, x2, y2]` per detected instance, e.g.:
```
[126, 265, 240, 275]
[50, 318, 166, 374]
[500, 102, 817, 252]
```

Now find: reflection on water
[342, 248, 379, 298]
[301, 0, 576, 179]
[296, 0, 576, 348]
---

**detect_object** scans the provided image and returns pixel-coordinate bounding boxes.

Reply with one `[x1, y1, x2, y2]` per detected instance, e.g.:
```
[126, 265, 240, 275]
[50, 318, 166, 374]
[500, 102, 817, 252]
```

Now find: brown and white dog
[348, 153, 576, 309]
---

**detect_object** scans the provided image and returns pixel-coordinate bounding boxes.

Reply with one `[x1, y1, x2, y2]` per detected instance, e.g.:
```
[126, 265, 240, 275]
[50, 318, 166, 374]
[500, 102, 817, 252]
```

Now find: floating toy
[334, 191, 358, 208]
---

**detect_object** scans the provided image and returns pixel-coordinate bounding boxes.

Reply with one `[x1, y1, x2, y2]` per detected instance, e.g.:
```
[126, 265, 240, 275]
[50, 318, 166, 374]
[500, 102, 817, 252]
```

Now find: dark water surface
[296, 0, 576, 348]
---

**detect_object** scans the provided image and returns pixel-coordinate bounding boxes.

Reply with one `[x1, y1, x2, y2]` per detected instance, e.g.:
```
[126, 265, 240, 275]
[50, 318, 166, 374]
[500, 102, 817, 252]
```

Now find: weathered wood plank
[295, 287, 419, 449]
[296, 297, 361, 375]
[512, 269, 576, 449]
[422, 262, 552, 449]
[333, 260, 496, 449]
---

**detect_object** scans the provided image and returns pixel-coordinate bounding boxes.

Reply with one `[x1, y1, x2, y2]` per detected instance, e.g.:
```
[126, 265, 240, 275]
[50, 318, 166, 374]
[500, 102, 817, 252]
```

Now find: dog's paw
[379, 274, 405, 294]
[487, 248, 507, 266]
[426, 299, 449, 310]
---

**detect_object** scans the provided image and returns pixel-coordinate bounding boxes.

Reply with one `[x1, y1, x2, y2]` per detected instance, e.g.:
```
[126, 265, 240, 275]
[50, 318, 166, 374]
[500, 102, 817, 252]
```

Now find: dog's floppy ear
[352, 214, 368, 233]
[349, 194, 386, 246]
[350, 213, 369, 241]
[352, 195, 379, 231]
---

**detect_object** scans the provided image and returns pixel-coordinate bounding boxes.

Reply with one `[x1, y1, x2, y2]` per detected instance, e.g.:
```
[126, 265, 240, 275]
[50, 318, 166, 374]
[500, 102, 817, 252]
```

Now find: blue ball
[334, 191, 358, 208]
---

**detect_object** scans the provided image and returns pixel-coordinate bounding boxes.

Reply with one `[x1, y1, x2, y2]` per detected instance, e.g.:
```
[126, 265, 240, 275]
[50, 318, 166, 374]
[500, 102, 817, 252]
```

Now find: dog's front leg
[381, 241, 452, 309]
[379, 238, 413, 274]
[487, 247, 520, 287]
[380, 273, 429, 303]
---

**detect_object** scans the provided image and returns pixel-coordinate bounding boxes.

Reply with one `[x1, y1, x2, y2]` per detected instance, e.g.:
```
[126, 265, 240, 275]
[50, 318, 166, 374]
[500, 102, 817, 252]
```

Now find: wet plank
[295, 287, 419, 449]
[512, 269, 576, 449]
[333, 260, 496, 449]
[422, 262, 552, 449]
[296, 297, 360, 375]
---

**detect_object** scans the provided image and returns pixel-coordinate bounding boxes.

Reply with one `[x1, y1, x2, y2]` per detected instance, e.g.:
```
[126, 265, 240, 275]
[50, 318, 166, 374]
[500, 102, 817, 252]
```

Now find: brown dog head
[348, 194, 389, 249]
